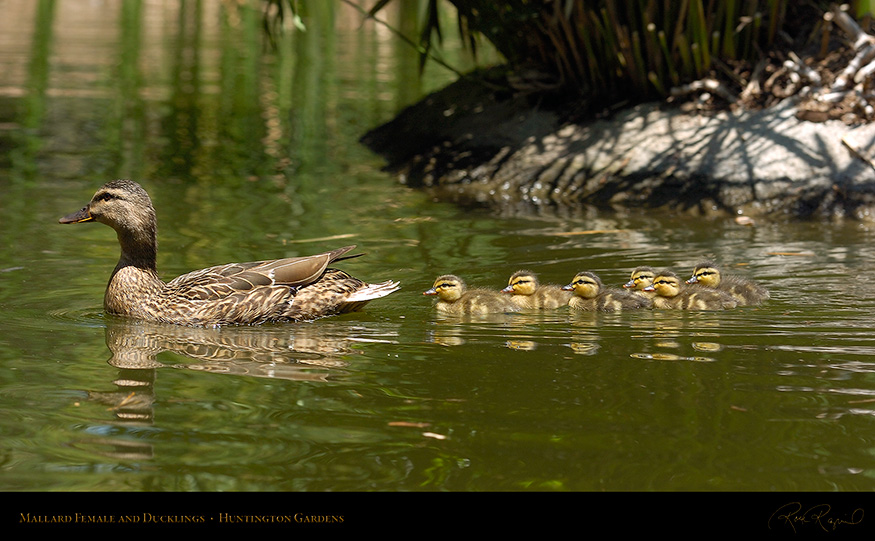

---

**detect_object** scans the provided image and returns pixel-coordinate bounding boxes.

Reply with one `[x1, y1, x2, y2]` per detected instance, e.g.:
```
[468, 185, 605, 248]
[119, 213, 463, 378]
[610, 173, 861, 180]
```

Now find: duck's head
[623, 266, 656, 290]
[423, 275, 466, 302]
[643, 271, 682, 298]
[686, 261, 721, 287]
[501, 270, 539, 296]
[59, 179, 156, 234]
[562, 271, 602, 299]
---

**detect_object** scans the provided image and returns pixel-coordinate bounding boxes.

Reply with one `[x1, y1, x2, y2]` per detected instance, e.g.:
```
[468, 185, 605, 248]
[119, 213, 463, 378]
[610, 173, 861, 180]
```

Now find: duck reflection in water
[87, 318, 387, 422]
[80, 318, 393, 460]
[102, 317, 373, 373]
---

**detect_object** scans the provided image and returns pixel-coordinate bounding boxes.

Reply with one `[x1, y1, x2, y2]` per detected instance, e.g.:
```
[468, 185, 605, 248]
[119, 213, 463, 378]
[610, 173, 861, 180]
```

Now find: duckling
[424, 275, 519, 315]
[500, 270, 572, 310]
[563, 271, 651, 311]
[643, 271, 738, 310]
[622, 266, 658, 302]
[685, 261, 769, 306]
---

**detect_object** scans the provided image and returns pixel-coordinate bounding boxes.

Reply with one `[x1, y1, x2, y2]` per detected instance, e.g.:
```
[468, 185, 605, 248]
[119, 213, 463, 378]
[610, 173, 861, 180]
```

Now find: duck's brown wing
[165, 246, 359, 301]
[158, 246, 397, 324]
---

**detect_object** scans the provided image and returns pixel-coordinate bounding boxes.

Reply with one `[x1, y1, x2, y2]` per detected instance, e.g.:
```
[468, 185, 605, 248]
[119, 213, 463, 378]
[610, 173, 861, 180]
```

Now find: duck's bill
[622, 280, 635, 288]
[423, 288, 437, 296]
[500, 286, 514, 294]
[561, 284, 574, 291]
[685, 277, 698, 284]
[59, 207, 93, 224]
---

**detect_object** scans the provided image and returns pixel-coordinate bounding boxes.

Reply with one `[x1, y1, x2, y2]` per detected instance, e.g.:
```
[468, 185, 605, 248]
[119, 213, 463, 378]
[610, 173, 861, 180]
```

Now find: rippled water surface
[2, 1, 875, 494]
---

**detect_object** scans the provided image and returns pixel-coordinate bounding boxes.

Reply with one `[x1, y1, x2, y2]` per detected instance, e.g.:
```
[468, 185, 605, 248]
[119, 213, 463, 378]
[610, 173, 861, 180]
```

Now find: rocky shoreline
[361, 69, 875, 221]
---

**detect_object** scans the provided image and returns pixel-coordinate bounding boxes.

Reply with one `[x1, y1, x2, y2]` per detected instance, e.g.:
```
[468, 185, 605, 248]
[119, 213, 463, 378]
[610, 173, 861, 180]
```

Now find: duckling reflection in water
[563, 271, 651, 311]
[622, 266, 658, 302]
[643, 271, 738, 310]
[685, 261, 769, 306]
[500, 270, 571, 310]
[424, 275, 519, 315]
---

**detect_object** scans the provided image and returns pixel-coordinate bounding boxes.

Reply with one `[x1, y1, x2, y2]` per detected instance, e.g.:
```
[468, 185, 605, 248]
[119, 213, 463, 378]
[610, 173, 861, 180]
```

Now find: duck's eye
[95, 192, 115, 202]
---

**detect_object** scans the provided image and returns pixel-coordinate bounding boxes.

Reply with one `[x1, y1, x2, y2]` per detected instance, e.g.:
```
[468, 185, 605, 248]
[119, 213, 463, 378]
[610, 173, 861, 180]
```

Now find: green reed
[265, 0, 867, 103]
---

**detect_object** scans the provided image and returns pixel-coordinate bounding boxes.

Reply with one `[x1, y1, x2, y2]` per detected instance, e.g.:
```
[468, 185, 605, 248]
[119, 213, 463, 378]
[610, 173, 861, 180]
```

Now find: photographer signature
[768, 502, 863, 533]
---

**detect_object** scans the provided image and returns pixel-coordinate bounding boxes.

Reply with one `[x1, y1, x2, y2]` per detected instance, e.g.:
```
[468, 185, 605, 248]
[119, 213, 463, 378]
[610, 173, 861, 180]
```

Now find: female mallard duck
[643, 271, 737, 310]
[500, 270, 571, 310]
[423, 275, 518, 315]
[562, 271, 651, 311]
[685, 261, 769, 306]
[622, 266, 658, 301]
[59, 180, 399, 326]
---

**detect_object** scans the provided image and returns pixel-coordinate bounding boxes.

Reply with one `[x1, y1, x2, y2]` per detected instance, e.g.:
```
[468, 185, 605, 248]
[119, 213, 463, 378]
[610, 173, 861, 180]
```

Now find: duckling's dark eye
[95, 192, 115, 202]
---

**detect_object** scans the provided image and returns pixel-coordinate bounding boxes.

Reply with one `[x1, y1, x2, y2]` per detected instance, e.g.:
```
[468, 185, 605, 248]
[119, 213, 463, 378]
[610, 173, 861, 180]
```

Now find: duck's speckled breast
[104, 266, 165, 318]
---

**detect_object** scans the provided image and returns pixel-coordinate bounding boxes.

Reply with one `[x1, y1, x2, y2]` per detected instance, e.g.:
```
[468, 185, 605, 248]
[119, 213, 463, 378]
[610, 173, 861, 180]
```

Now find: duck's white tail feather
[345, 280, 400, 303]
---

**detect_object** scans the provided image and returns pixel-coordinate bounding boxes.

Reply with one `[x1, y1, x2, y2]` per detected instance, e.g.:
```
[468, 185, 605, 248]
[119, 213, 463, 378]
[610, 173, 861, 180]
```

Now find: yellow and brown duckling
[622, 266, 658, 302]
[424, 274, 519, 315]
[562, 271, 651, 311]
[685, 261, 769, 306]
[643, 271, 738, 310]
[501, 270, 572, 310]
[59, 180, 399, 326]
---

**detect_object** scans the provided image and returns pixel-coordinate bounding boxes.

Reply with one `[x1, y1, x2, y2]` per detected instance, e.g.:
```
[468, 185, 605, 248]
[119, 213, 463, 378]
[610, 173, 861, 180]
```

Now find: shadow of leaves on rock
[363, 72, 875, 220]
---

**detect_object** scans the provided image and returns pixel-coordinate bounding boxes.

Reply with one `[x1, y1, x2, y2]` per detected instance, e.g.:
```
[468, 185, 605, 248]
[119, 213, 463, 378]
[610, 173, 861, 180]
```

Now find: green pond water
[2, 0, 875, 498]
